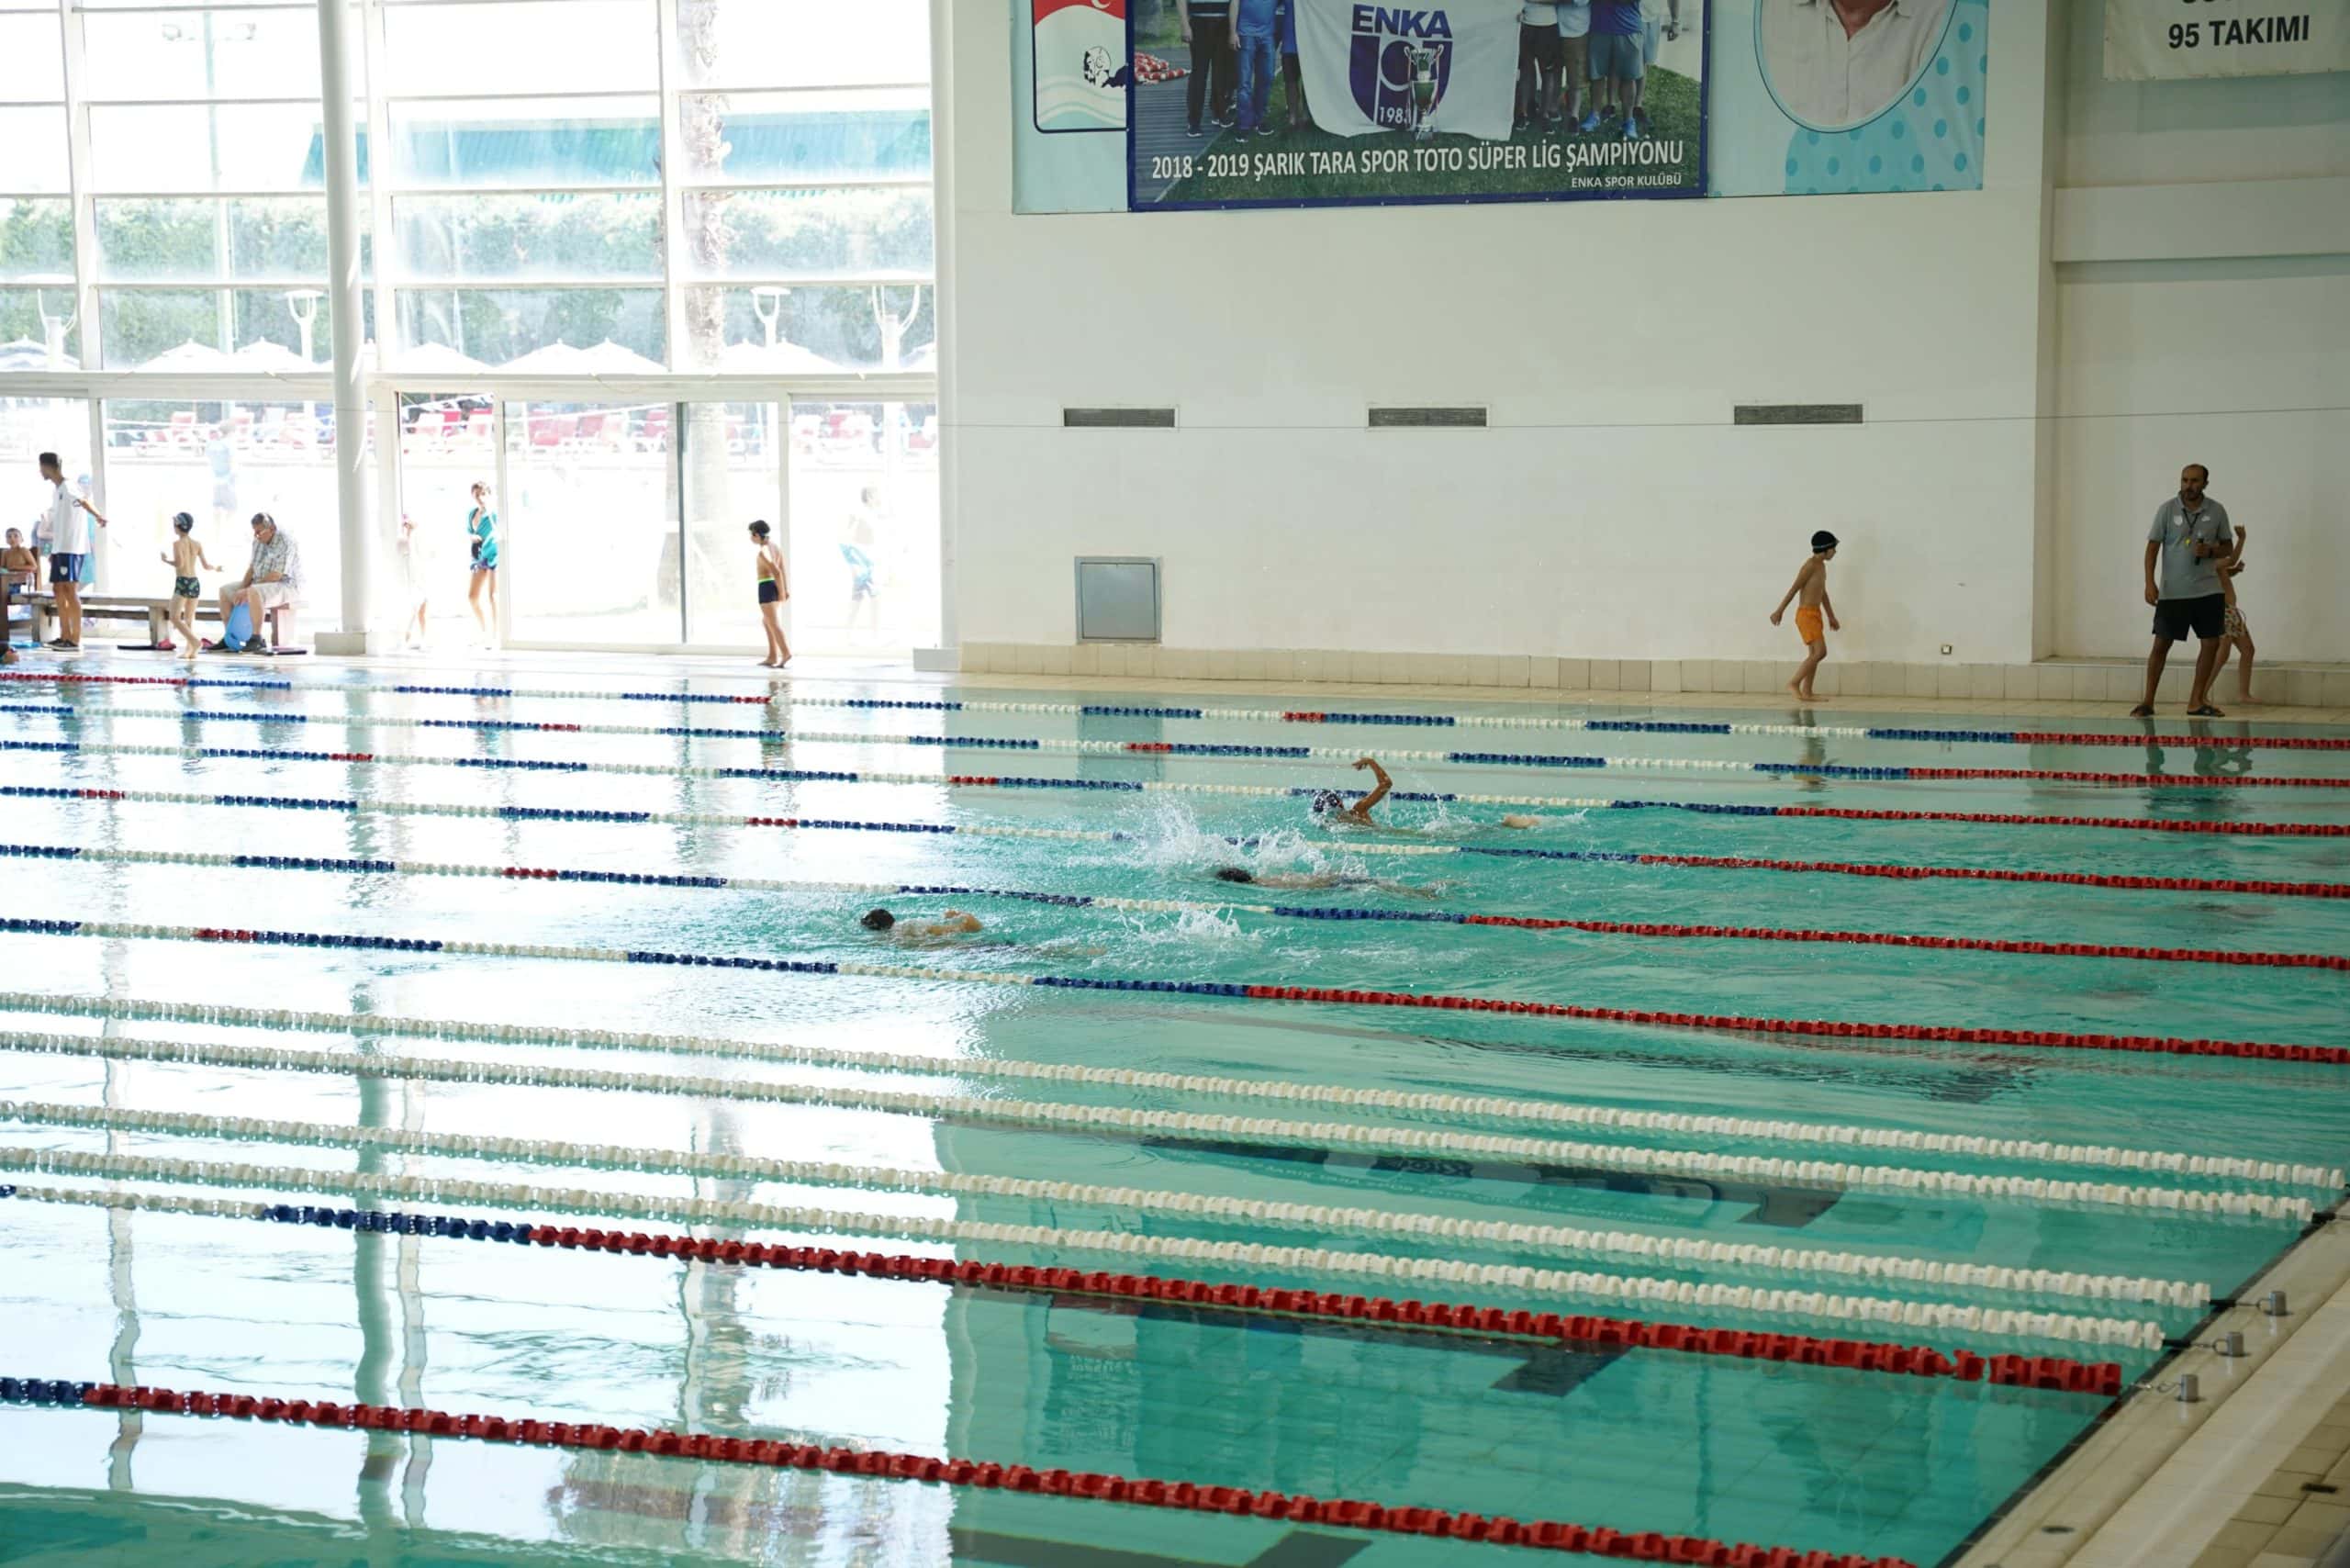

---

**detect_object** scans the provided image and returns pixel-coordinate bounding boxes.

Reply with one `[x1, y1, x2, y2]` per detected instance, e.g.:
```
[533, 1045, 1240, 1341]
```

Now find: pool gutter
[1951, 1210, 2350, 1568]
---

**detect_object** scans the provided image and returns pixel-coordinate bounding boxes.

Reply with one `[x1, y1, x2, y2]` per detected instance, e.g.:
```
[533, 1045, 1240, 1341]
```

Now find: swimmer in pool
[1307, 757, 1541, 834]
[861, 906, 983, 943]
[1212, 867, 1443, 900]
[1311, 757, 1393, 826]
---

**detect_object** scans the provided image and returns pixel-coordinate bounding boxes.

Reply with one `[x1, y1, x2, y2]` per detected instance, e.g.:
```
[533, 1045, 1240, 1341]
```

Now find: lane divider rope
[9, 773, 2345, 846]
[7, 913, 2344, 1068]
[11, 724, 2350, 790]
[8, 839, 2340, 969]
[4, 991, 2300, 1204]
[0, 1374, 1923, 1566]
[0, 783, 1125, 843]
[2, 1097, 2209, 1305]
[0, 1186, 2128, 1396]
[7, 1036, 2303, 1220]
[0, 1148, 2169, 1348]
[7, 666, 2344, 753]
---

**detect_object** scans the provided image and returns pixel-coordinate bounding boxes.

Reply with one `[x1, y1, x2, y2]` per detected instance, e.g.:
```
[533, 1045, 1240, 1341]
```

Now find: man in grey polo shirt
[2132, 463, 2235, 718]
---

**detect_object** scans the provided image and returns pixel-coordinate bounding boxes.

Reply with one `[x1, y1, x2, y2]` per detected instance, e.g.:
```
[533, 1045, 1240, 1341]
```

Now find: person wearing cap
[159, 511, 218, 663]
[1769, 531, 1841, 702]
[1309, 757, 1393, 827]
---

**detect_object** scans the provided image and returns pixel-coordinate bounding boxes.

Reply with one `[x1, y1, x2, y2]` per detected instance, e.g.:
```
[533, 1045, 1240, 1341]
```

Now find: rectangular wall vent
[1063, 407, 1177, 429]
[1369, 406, 1487, 429]
[1733, 404, 1864, 426]
[1076, 557, 1161, 643]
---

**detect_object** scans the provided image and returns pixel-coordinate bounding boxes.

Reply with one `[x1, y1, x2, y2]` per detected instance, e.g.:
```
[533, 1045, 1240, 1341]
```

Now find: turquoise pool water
[3, 671, 2347, 1568]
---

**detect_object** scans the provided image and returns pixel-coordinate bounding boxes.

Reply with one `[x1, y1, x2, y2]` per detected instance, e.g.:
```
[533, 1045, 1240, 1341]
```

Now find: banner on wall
[2103, 0, 2349, 81]
[1128, 1, 1709, 209]
[1035, 0, 1132, 130]
[1010, 0, 1988, 212]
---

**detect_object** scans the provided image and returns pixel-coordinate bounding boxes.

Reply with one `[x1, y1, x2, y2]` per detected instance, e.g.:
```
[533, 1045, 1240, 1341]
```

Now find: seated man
[214, 512, 300, 655]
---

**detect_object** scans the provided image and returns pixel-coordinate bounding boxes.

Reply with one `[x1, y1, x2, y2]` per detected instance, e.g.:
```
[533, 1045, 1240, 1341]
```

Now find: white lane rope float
[0, 1095, 2206, 1307]
[0, 707, 1808, 775]
[0, 1033, 2307, 1224]
[0, 1148, 2172, 1350]
[0, 675, 1892, 737]
[4, 992, 2312, 1193]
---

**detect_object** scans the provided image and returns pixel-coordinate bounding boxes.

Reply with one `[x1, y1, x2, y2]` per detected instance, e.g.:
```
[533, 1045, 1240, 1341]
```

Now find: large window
[0, 0, 940, 651]
[0, 5, 74, 366]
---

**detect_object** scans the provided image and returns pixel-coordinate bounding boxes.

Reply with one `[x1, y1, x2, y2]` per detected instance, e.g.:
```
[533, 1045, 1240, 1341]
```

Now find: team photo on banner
[1126, 1, 1709, 209]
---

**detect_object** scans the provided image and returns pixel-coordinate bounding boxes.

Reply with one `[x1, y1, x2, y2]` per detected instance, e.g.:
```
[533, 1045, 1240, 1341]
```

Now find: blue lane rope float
[7, 667, 2346, 752]
[3, 913, 2343, 1067]
[12, 781, 2349, 852]
[10, 727, 2350, 793]
[3, 842, 2341, 966]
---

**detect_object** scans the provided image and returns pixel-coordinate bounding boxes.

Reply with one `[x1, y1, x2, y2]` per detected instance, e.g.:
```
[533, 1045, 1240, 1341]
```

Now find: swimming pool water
[3, 670, 2346, 1568]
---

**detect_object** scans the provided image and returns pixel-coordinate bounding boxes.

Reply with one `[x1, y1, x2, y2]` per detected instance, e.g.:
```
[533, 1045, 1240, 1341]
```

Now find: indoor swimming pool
[3, 666, 2347, 1568]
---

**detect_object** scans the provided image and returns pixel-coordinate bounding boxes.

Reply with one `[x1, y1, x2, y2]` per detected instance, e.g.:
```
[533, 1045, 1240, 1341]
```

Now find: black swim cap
[1214, 867, 1255, 884]
[1310, 790, 1344, 815]
[860, 908, 895, 931]
[1811, 531, 1840, 553]
[172, 513, 195, 533]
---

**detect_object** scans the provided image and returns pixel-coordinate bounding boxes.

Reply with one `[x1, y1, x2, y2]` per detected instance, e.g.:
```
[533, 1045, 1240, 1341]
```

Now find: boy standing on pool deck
[1769, 531, 1841, 701]
[159, 512, 218, 662]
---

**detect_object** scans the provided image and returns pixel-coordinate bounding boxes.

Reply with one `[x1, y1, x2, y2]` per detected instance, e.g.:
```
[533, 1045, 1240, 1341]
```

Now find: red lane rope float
[520, 1226, 2122, 1395]
[1772, 806, 2350, 839]
[1458, 916, 2350, 972]
[2013, 731, 2350, 753]
[12, 914, 2346, 1066]
[1632, 853, 2350, 902]
[24, 1378, 1919, 1565]
[200, 1200, 2125, 1394]
[1898, 767, 2350, 789]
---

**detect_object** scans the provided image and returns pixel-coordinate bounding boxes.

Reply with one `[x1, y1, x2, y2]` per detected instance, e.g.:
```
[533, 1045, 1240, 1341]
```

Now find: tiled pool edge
[1952, 1220, 2350, 1568]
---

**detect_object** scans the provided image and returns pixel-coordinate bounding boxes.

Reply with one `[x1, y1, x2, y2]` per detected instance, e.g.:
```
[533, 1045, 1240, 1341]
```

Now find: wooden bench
[24, 591, 306, 655]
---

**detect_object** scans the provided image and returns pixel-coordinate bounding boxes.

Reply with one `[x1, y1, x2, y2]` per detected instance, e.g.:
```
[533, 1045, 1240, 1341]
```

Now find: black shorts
[757, 580, 780, 606]
[2152, 594, 2225, 642]
[1520, 23, 1563, 69]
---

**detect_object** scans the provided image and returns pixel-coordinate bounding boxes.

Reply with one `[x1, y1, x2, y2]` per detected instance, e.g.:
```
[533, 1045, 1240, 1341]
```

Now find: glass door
[504, 396, 677, 646]
[394, 389, 498, 643]
[785, 399, 939, 655]
[683, 399, 783, 651]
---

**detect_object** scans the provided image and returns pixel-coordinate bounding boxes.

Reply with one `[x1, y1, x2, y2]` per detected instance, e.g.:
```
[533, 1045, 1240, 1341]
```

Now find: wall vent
[1063, 407, 1177, 429]
[1733, 404, 1864, 426]
[1076, 557, 1161, 644]
[1369, 406, 1487, 429]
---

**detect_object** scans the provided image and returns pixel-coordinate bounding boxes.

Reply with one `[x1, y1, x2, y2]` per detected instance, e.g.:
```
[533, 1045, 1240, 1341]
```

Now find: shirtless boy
[1310, 757, 1393, 826]
[1769, 531, 1841, 702]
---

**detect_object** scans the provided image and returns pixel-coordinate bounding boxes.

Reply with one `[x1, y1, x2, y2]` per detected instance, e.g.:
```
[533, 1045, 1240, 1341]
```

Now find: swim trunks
[1794, 607, 1824, 644]
[757, 579, 780, 606]
[2223, 604, 2249, 640]
[173, 576, 201, 599]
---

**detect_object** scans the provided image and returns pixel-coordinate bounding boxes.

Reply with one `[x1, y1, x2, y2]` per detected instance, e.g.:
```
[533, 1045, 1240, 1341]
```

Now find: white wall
[946, 3, 2062, 666]
[2047, 1, 2350, 662]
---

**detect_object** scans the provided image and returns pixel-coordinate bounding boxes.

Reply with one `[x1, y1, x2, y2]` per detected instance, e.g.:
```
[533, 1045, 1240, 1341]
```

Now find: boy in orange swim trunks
[1768, 531, 1841, 702]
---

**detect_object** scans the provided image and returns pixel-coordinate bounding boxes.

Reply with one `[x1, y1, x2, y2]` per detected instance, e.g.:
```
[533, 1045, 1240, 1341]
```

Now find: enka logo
[1348, 6, 1454, 130]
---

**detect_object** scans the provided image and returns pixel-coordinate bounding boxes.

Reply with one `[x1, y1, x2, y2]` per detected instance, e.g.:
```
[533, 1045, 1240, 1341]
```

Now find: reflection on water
[3, 675, 2348, 1565]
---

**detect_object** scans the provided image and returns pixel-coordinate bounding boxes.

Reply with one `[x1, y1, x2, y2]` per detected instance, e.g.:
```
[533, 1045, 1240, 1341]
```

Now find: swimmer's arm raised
[1351, 757, 1392, 814]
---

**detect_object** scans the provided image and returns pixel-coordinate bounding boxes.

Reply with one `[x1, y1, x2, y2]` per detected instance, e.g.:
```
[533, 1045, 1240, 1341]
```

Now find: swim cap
[859, 908, 895, 931]
[1310, 790, 1345, 816]
[1811, 531, 1840, 553]
[172, 513, 195, 533]
[1214, 867, 1255, 884]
